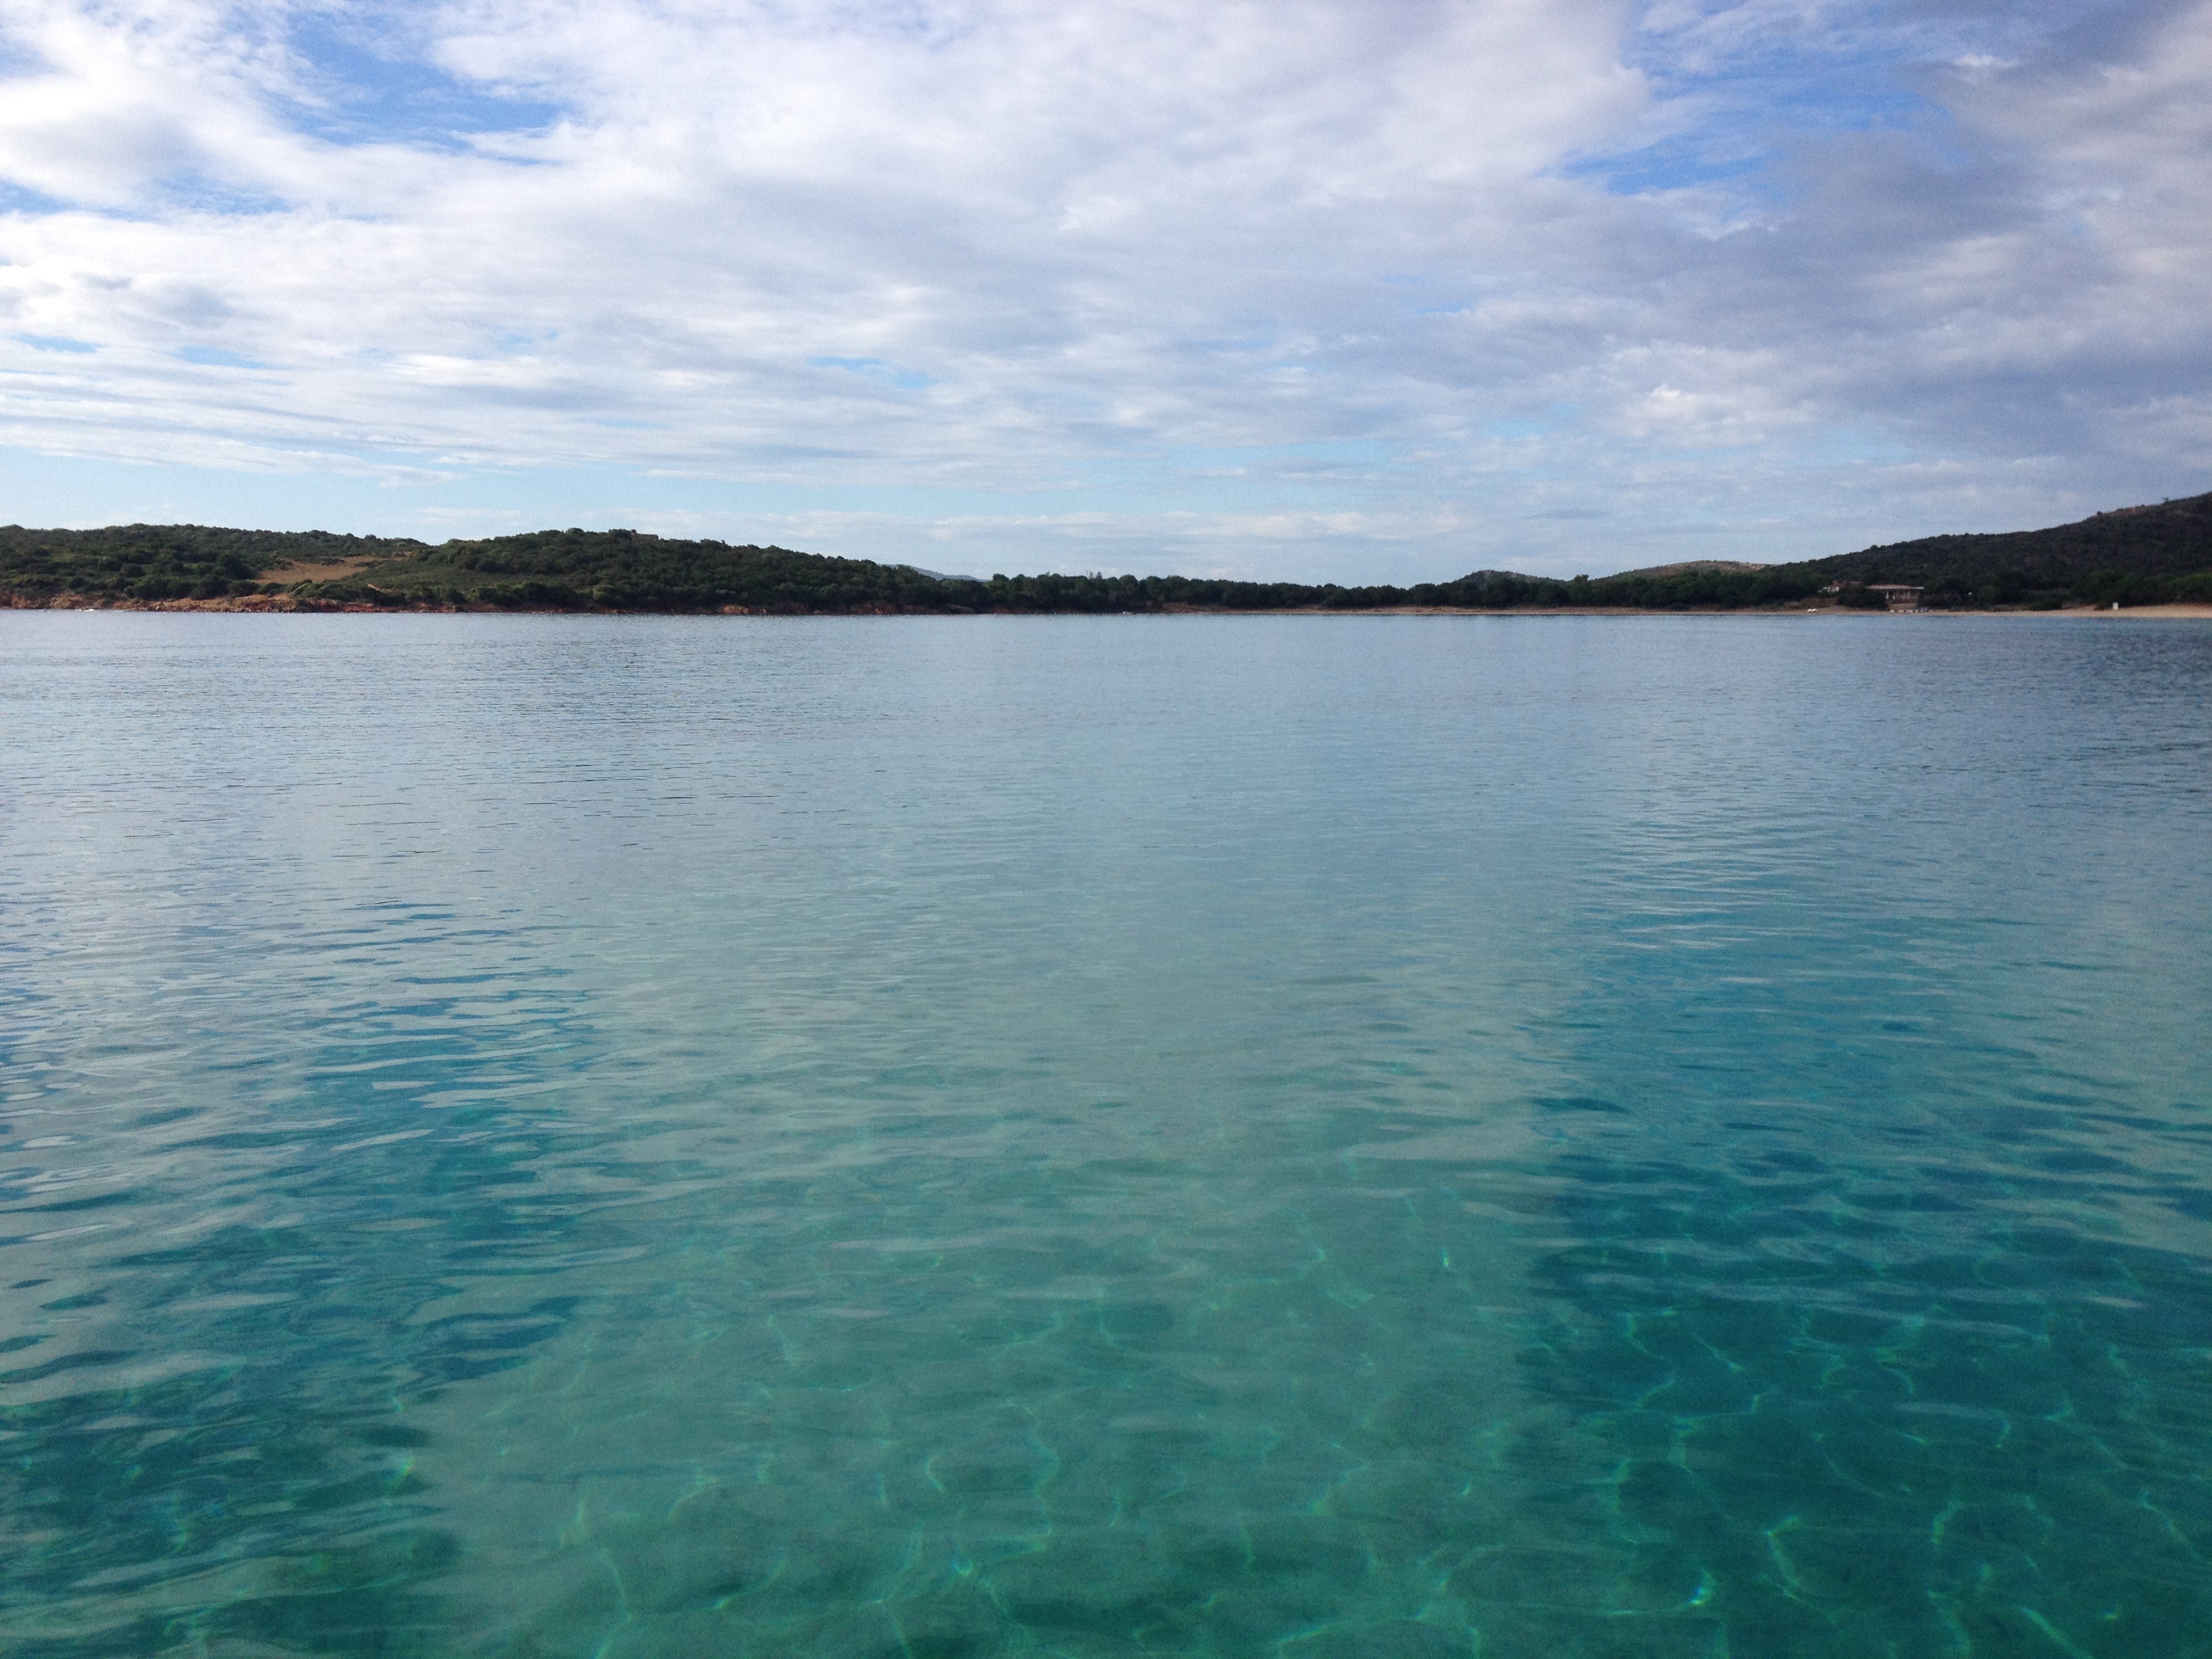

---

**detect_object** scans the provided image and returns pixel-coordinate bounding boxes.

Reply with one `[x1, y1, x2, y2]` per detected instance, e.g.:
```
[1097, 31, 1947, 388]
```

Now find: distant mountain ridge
[3, 491, 2209, 613]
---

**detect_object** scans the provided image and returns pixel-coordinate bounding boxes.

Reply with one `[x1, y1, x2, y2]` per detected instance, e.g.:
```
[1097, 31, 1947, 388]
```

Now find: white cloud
[0, 0, 2205, 578]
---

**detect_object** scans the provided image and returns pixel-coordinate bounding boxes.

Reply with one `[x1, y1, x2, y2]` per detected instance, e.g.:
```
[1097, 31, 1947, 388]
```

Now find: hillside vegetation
[0, 525, 426, 604]
[1808, 492, 2212, 609]
[4, 492, 2209, 613]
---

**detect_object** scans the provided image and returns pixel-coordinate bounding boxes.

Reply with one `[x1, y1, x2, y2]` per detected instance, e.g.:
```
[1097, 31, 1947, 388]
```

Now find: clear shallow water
[2, 611, 2209, 1659]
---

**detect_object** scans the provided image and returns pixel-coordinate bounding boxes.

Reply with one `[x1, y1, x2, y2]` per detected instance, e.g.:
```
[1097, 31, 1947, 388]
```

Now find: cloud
[0, 0, 2205, 578]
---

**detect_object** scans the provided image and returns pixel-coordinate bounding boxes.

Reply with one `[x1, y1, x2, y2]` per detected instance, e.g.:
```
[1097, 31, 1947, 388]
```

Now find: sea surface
[3, 611, 2210, 1658]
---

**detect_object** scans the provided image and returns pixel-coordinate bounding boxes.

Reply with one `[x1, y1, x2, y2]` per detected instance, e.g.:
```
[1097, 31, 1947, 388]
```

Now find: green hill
[4, 491, 2209, 613]
[344, 530, 979, 613]
[1806, 492, 2212, 608]
[0, 524, 426, 604]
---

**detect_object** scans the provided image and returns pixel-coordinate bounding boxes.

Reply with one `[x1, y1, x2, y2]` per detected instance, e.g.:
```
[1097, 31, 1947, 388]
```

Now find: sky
[0, 0, 2207, 581]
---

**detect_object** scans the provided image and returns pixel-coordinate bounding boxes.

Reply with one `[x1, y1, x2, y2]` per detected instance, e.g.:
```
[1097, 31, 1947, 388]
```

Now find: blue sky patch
[278, 12, 564, 150]
[1573, 0, 2131, 202]
[173, 347, 274, 370]
[811, 358, 932, 390]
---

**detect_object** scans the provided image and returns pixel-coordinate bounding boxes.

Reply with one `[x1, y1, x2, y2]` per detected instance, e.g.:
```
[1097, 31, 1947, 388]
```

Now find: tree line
[5, 493, 2208, 612]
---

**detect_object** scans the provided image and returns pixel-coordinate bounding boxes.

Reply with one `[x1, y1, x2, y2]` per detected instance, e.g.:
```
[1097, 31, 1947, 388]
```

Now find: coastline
[9, 497, 2208, 620]
[10, 594, 2212, 619]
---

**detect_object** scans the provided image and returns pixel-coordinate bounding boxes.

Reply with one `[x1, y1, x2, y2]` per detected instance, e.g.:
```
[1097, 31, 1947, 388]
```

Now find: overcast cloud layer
[1, 0, 2207, 579]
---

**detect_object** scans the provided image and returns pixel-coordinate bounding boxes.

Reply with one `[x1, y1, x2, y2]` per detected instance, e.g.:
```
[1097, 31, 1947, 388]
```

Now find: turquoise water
[3, 612, 2209, 1658]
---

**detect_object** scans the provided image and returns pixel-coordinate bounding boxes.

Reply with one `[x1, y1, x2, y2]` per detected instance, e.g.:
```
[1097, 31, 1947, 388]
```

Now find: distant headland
[4, 493, 2209, 615]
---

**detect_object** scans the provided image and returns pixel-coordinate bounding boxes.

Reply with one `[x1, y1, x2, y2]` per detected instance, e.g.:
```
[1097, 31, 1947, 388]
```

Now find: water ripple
[3, 612, 2209, 1656]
